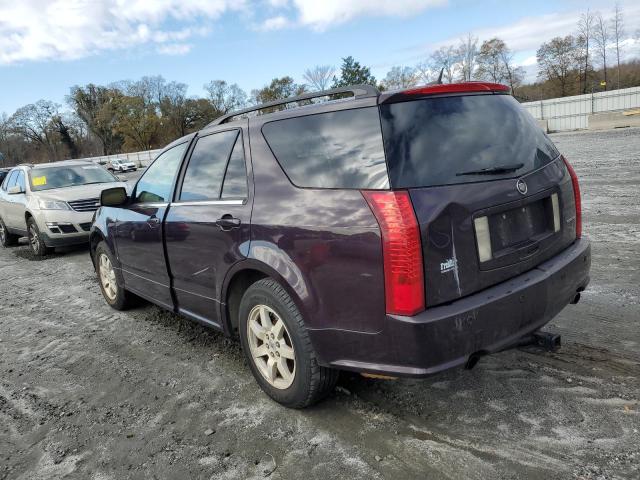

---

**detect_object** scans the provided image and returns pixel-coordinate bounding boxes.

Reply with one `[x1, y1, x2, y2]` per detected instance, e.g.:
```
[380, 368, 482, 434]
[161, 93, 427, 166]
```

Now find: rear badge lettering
[440, 258, 457, 274]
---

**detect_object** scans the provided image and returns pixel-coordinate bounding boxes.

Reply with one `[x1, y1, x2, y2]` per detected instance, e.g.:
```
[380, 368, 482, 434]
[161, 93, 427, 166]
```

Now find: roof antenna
[425, 68, 445, 86]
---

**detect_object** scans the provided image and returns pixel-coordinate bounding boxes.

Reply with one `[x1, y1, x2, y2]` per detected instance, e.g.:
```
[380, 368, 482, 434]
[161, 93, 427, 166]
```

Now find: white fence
[78, 149, 162, 168]
[521, 86, 640, 132]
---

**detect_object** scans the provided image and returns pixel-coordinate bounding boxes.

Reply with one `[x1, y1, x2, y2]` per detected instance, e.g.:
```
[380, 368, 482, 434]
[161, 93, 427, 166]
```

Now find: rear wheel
[27, 218, 52, 257]
[0, 218, 20, 247]
[95, 241, 135, 310]
[239, 278, 338, 408]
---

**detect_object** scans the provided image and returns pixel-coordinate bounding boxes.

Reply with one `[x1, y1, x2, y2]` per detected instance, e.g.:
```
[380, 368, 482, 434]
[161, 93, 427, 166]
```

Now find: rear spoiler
[379, 82, 510, 104]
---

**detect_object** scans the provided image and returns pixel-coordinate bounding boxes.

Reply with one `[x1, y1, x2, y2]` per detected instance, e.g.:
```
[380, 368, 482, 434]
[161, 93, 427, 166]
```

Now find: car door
[0, 170, 17, 227]
[115, 141, 190, 309]
[1, 170, 27, 232]
[6, 170, 28, 230]
[164, 126, 252, 327]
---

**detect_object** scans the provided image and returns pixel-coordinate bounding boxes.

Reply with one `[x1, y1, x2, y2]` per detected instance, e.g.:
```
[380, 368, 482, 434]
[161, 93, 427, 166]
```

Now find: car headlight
[38, 199, 71, 210]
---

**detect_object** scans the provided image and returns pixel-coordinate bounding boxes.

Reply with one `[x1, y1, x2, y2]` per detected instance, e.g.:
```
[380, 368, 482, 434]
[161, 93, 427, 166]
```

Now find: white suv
[0, 161, 125, 256]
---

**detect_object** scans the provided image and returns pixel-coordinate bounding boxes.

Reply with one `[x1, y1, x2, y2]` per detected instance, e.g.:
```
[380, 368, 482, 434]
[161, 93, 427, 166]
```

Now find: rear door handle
[147, 216, 161, 227]
[215, 215, 241, 230]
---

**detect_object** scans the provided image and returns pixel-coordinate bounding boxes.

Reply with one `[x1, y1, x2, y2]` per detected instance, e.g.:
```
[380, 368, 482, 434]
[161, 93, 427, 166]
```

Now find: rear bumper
[312, 237, 591, 377]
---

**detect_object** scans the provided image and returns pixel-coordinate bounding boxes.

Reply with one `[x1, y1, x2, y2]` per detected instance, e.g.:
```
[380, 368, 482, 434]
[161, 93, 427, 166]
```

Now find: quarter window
[221, 134, 248, 199]
[135, 142, 188, 203]
[179, 130, 240, 201]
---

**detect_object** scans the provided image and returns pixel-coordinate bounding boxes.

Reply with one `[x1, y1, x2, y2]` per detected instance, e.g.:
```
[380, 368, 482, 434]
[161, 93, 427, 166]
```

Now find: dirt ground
[1, 128, 639, 480]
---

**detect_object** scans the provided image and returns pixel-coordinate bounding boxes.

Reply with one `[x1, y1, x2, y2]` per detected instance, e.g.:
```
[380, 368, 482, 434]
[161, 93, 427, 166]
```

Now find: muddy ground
[1, 128, 639, 480]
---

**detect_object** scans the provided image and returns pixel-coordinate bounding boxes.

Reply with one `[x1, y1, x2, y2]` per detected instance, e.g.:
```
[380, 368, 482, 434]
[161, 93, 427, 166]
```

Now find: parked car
[0, 161, 125, 256]
[107, 159, 137, 173]
[91, 83, 591, 408]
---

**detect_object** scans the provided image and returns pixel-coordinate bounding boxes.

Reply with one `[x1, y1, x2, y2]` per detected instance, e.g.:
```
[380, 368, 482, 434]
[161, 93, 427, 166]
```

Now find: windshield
[29, 164, 118, 191]
[379, 94, 560, 188]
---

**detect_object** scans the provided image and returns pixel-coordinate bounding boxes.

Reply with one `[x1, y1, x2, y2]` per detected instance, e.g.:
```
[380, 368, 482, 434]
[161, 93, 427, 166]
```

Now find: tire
[95, 241, 135, 310]
[239, 278, 339, 408]
[27, 217, 52, 257]
[0, 217, 20, 247]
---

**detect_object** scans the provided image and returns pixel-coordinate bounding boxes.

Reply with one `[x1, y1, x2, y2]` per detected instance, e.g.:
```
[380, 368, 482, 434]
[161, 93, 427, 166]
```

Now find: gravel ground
[1, 128, 639, 480]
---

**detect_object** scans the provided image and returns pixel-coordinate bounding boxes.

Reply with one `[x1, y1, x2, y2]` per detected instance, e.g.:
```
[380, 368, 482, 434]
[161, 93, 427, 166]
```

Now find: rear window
[262, 107, 389, 189]
[379, 94, 560, 188]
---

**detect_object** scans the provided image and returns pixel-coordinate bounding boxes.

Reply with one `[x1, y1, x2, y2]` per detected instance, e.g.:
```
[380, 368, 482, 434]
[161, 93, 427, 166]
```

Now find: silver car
[0, 161, 125, 256]
[107, 158, 137, 173]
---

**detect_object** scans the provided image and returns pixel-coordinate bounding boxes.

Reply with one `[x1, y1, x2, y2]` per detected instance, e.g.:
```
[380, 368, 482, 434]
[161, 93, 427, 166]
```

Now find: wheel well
[225, 269, 268, 334]
[25, 211, 33, 227]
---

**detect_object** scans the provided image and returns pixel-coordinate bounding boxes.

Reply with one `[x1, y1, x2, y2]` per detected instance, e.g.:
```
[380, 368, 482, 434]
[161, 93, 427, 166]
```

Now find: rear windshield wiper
[456, 163, 524, 176]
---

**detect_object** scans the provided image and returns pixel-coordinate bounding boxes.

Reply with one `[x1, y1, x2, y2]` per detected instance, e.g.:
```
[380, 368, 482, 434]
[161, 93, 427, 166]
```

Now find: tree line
[1, 3, 638, 166]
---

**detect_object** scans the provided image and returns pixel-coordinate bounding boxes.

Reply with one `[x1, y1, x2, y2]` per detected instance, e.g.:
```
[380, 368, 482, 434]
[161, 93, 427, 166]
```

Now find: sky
[1, 0, 639, 115]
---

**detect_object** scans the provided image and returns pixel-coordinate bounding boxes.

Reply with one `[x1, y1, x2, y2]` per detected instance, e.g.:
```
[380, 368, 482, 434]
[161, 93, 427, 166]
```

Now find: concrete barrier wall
[588, 111, 640, 130]
[522, 86, 640, 132]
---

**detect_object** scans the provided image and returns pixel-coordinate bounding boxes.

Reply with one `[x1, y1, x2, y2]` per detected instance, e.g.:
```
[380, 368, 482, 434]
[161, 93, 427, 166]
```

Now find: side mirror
[8, 185, 24, 195]
[101, 187, 128, 207]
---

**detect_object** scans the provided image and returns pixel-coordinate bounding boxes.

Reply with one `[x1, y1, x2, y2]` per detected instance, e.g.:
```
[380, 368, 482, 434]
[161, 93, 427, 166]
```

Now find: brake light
[402, 82, 510, 97]
[562, 156, 582, 239]
[362, 191, 425, 316]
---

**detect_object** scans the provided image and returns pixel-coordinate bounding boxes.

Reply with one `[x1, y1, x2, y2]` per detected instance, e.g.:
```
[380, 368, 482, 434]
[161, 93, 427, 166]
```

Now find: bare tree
[457, 33, 479, 81]
[593, 12, 610, 90]
[577, 10, 595, 93]
[611, 3, 625, 89]
[429, 46, 459, 83]
[414, 60, 436, 84]
[203, 80, 247, 115]
[477, 38, 507, 83]
[381, 66, 418, 90]
[537, 36, 581, 97]
[303, 65, 336, 91]
[9, 100, 60, 160]
[500, 48, 525, 95]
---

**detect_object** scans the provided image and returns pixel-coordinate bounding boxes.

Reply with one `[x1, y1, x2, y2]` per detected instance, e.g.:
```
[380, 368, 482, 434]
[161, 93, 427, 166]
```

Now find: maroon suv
[91, 82, 590, 408]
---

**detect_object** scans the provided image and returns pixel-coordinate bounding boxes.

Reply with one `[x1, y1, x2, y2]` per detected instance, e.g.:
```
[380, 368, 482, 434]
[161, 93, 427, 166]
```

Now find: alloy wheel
[247, 304, 296, 389]
[29, 225, 40, 254]
[99, 253, 118, 301]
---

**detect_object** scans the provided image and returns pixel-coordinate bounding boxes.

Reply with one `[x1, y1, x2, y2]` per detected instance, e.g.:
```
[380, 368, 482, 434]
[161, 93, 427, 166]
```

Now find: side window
[3, 171, 18, 191]
[135, 142, 188, 203]
[15, 171, 26, 192]
[179, 130, 238, 201]
[2, 171, 15, 190]
[221, 134, 248, 199]
[262, 107, 389, 189]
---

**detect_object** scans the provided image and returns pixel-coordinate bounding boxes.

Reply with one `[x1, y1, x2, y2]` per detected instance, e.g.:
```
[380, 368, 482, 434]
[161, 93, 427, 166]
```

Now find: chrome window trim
[134, 202, 169, 208]
[171, 199, 245, 207]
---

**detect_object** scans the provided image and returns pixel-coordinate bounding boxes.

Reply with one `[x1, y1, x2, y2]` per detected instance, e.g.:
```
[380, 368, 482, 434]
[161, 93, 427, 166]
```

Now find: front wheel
[95, 241, 136, 310]
[239, 278, 338, 408]
[27, 218, 52, 257]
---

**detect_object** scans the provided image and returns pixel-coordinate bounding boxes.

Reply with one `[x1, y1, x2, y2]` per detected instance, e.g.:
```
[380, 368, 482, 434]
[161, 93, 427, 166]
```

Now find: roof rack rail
[206, 84, 379, 127]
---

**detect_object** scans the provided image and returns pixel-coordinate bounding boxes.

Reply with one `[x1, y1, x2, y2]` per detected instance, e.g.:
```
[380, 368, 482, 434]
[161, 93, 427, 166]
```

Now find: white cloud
[0, 0, 243, 64]
[260, 0, 447, 31]
[429, 2, 640, 56]
[156, 43, 193, 55]
[260, 15, 290, 31]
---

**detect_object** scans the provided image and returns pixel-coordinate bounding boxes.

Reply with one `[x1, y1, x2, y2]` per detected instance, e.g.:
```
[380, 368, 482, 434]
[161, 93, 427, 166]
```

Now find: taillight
[362, 191, 425, 316]
[562, 156, 582, 239]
